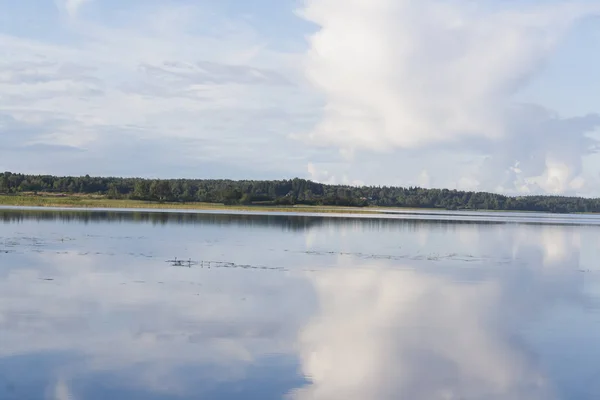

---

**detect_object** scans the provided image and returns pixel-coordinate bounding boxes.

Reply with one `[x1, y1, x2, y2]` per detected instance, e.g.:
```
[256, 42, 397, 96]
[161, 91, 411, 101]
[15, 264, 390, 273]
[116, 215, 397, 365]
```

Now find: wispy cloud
[0, 2, 320, 178]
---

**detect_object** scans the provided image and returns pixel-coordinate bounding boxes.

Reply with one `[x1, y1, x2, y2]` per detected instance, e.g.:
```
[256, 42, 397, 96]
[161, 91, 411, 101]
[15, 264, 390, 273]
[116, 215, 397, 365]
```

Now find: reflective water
[1, 208, 599, 400]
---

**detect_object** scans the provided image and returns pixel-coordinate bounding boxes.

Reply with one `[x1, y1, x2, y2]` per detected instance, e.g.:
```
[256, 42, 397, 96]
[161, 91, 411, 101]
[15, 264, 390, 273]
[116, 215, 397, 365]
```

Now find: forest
[1, 171, 599, 213]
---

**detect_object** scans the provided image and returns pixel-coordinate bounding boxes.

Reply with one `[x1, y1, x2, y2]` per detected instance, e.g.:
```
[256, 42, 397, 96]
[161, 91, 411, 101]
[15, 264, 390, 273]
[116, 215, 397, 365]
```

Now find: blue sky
[0, 0, 599, 195]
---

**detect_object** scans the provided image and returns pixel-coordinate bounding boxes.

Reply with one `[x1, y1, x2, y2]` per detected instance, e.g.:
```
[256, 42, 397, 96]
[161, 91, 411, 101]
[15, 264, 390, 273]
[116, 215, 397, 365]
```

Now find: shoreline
[1, 195, 599, 218]
[0, 195, 379, 215]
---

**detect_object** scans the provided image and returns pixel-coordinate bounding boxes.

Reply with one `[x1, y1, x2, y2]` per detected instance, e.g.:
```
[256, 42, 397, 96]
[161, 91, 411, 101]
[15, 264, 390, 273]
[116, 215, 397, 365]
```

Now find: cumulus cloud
[307, 162, 364, 186]
[298, 0, 600, 193]
[469, 105, 600, 194]
[299, 0, 598, 150]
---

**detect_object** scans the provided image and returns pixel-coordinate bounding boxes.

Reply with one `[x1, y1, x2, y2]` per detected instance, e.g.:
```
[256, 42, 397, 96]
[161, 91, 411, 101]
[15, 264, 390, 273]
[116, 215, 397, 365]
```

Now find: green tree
[107, 184, 120, 199]
[150, 180, 171, 202]
[132, 181, 150, 200]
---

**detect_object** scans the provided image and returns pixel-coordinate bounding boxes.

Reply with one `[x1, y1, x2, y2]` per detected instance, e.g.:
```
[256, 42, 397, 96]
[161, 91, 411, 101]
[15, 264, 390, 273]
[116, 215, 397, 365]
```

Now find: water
[1, 208, 599, 400]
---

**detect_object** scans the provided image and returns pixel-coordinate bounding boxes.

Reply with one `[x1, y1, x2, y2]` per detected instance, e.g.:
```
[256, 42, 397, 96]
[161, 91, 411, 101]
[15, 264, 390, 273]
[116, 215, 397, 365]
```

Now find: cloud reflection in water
[290, 225, 594, 400]
[0, 212, 598, 399]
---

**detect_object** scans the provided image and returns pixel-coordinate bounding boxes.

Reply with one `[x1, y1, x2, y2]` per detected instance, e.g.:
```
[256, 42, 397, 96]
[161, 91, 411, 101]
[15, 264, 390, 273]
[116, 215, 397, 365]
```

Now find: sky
[1, 0, 599, 196]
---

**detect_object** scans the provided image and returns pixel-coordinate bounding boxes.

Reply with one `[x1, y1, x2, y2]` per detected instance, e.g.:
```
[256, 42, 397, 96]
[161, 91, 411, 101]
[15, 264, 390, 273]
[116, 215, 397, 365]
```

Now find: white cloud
[0, 2, 321, 178]
[526, 157, 586, 194]
[468, 106, 600, 194]
[297, 0, 600, 194]
[0, 0, 599, 193]
[299, 0, 598, 150]
[307, 162, 364, 186]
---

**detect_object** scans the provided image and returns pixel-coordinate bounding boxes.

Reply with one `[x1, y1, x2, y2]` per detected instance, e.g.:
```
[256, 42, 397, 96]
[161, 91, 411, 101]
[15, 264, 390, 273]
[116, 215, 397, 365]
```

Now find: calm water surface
[1, 208, 599, 400]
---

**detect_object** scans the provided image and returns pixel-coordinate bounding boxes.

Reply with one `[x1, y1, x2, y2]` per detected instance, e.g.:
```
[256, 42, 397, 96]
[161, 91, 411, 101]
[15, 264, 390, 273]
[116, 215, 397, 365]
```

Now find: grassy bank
[0, 194, 380, 214]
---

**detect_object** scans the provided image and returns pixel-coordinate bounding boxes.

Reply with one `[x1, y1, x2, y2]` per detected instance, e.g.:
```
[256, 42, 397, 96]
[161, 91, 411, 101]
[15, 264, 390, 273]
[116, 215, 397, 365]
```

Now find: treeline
[1, 171, 600, 213]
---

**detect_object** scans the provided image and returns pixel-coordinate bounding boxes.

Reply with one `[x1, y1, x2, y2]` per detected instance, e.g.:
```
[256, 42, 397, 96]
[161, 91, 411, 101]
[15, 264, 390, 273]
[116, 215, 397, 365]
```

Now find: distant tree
[2, 171, 600, 213]
[132, 180, 150, 200]
[107, 184, 120, 199]
[67, 181, 77, 194]
[240, 193, 253, 204]
[150, 180, 171, 202]
[0, 174, 7, 193]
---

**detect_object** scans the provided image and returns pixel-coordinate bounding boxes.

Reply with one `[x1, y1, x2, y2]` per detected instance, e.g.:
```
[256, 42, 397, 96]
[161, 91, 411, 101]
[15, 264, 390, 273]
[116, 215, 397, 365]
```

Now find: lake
[1, 208, 599, 400]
